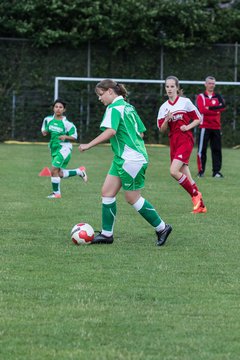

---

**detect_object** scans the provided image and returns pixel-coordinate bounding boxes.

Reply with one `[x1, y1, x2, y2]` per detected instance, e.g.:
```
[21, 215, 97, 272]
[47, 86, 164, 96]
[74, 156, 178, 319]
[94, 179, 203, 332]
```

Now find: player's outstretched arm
[79, 128, 116, 152]
[58, 135, 76, 141]
[180, 118, 201, 132]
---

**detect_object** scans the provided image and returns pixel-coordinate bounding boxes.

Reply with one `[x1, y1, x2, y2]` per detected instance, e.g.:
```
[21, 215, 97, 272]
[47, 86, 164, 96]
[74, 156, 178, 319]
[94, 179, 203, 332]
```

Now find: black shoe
[197, 172, 204, 178]
[91, 232, 114, 244]
[156, 224, 172, 246]
[213, 172, 224, 178]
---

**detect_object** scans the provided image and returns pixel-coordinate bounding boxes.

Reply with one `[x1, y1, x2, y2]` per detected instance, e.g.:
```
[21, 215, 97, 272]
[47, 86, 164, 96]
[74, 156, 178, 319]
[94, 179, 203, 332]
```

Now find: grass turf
[0, 143, 240, 360]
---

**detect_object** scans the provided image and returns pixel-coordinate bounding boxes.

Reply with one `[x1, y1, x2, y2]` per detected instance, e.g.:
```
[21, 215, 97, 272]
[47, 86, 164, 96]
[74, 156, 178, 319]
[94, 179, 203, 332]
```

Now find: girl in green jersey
[41, 99, 87, 198]
[79, 79, 172, 246]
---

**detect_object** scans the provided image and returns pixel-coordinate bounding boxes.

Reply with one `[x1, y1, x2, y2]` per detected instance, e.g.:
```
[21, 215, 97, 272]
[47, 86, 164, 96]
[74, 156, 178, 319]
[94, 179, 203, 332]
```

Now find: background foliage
[0, 0, 240, 145]
[1, 0, 240, 48]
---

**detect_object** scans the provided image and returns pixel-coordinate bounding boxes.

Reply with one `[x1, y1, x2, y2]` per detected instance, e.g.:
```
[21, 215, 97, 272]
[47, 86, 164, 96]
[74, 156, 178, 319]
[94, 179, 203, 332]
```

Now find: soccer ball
[71, 223, 95, 245]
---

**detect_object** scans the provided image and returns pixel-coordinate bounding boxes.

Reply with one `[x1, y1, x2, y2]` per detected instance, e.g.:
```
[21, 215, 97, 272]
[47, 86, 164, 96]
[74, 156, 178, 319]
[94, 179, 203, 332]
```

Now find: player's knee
[101, 189, 112, 197]
[170, 168, 176, 178]
[51, 167, 60, 177]
[124, 192, 141, 205]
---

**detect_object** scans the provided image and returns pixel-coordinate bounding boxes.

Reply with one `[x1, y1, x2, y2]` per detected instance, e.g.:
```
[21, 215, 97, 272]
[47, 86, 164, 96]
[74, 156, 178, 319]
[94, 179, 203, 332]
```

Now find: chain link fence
[1, 39, 239, 146]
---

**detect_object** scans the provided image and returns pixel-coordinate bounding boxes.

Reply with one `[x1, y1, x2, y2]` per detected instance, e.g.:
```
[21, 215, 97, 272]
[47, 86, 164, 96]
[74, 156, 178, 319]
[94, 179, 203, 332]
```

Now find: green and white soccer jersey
[41, 116, 77, 168]
[100, 96, 148, 190]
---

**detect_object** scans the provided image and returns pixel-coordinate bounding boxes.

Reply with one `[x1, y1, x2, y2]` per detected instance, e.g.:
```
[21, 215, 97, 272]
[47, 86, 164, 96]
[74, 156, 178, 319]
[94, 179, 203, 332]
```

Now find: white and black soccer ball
[71, 223, 94, 245]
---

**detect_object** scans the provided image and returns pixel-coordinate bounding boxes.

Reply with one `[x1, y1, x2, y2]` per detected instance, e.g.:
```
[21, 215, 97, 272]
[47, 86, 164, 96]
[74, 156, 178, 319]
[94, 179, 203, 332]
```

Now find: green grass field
[1, 143, 240, 360]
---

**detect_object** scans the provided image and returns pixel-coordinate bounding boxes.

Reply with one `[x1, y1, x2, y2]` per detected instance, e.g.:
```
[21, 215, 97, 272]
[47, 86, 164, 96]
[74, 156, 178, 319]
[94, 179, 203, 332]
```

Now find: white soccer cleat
[79, 166, 87, 183]
[47, 193, 62, 199]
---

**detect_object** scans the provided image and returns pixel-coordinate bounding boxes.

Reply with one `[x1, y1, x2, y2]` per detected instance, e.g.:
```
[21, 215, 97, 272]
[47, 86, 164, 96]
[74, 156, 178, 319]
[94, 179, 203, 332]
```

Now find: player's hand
[59, 135, 67, 140]
[79, 144, 89, 152]
[165, 111, 173, 122]
[180, 125, 188, 132]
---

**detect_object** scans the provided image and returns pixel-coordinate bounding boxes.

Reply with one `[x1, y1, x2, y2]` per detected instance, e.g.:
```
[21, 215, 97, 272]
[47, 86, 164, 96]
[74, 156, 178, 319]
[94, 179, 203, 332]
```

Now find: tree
[0, 0, 239, 49]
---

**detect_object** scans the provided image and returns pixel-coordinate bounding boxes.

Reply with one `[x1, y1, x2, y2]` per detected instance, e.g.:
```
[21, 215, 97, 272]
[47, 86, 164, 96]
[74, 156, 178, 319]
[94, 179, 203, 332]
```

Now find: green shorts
[51, 147, 72, 169]
[108, 159, 148, 191]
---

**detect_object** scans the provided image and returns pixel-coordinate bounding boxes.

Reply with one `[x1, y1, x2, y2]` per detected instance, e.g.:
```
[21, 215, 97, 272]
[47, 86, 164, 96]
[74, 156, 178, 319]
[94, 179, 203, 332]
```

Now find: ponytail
[95, 79, 128, 100]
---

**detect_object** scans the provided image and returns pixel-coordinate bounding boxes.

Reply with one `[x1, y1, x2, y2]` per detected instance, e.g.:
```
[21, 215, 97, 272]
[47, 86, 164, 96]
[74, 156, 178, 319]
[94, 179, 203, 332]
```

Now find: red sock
[192, 182, 199, 193]
[178, 175, 197, 197]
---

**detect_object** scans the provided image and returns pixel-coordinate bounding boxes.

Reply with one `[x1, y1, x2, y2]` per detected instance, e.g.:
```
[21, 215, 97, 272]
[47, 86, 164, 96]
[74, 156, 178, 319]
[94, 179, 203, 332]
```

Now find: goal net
[54, 76, 240, 145]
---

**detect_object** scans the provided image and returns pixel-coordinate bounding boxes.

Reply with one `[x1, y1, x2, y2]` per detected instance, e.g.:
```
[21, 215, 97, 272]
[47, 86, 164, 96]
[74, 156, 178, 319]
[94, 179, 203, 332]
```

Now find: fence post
[233, 42, 238, 130]
[234, 42, 238, 82]
[160, 45, 164, 96]
[11, 91, 16, 139]
[86, 41, 91, 130]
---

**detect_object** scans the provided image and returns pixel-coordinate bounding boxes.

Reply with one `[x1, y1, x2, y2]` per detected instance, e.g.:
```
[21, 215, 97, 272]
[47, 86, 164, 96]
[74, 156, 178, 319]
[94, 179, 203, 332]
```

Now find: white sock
[155, 221, 165, 232]
[132, 197, 145, 211]
[76, 168, 82, 176]
[62, 170, 69, 178]
[101, 230, 113, 237]
[102, 196, 116, 205]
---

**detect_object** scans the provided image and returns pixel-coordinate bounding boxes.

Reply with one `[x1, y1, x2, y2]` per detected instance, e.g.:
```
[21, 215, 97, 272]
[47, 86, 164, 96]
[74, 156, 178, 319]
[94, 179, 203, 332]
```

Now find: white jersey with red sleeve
[157, 96, 202, 137]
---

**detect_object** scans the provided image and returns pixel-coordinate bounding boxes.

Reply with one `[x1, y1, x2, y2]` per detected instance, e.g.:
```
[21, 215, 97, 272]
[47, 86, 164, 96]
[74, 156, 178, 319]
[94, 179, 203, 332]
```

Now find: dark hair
[53, 98, 67, 108]
[95, 79, 128, 100]
[165, 76, 183, 96]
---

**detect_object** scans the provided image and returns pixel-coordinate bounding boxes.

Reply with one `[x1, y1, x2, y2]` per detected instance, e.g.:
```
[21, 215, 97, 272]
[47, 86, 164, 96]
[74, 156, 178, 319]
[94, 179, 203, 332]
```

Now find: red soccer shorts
[169, 132, 194, 164]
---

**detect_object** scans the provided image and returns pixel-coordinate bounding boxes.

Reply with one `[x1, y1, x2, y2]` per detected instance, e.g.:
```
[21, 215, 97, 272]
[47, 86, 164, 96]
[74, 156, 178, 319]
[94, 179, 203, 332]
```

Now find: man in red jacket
[196, 76, 226, 178]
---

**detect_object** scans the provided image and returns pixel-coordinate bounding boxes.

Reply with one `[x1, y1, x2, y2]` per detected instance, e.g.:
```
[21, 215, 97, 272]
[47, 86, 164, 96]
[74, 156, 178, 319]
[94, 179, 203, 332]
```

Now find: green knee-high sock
[102, 200, 117, 232]
[136, 198, 162, 227]
[67, 170, 77, 177]
[51, 176, 61, 193]
[62, 169, 78, 178]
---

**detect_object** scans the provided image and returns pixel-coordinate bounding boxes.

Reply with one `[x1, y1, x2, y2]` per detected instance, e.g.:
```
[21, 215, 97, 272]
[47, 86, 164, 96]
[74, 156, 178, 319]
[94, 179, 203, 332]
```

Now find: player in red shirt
[196, 76, 226, 178]
[157, 76, 207, 214]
